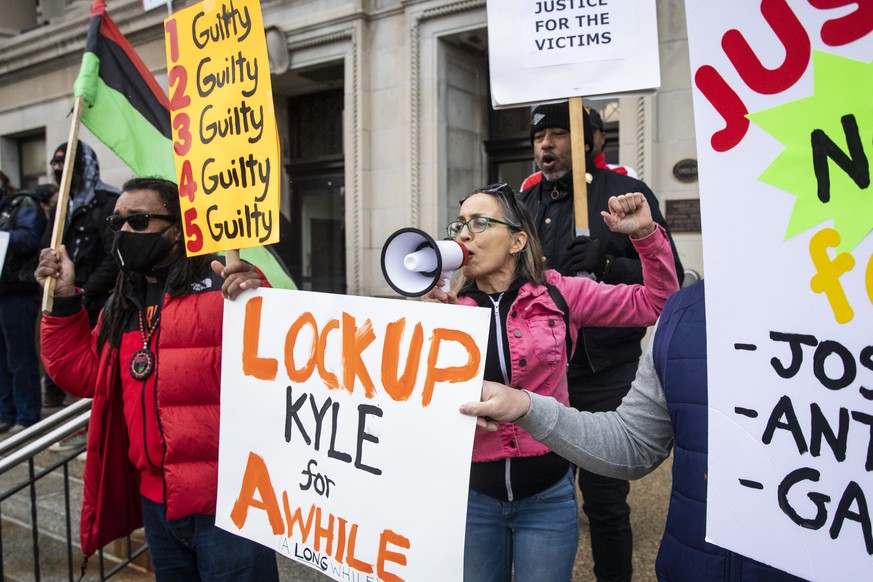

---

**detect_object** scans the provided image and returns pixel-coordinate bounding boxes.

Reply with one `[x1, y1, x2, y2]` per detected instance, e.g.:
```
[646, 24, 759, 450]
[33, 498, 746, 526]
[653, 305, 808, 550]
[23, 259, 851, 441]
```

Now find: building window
[20, 133, 47, 191]
[286, 90, 346, 293]
[485, 105, 536, 193]
[0, 1, 71, 36]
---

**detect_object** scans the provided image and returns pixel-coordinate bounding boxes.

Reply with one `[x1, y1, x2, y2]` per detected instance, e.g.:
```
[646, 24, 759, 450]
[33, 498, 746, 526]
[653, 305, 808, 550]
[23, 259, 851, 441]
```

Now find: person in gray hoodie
[459, 281, 804, 582]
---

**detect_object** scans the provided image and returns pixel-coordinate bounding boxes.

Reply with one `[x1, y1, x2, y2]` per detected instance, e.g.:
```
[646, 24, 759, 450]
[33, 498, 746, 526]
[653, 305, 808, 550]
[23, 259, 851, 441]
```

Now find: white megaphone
[381, 227, 469, 297]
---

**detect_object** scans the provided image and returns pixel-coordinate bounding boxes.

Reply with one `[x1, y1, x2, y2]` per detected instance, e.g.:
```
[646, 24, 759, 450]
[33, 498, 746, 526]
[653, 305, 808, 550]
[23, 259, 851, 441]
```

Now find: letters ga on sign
[215, 288, 491, 581]
[486, 0, 660, 108]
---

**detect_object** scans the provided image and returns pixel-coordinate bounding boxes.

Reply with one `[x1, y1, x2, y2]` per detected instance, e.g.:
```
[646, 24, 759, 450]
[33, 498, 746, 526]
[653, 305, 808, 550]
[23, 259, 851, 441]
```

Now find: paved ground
[1, 399, 672, 581]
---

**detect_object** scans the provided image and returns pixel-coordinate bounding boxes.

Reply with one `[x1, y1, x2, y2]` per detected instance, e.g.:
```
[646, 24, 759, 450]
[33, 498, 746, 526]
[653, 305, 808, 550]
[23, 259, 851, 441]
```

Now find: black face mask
[53, 169, 63, 185]
[112, 227, 176, 275]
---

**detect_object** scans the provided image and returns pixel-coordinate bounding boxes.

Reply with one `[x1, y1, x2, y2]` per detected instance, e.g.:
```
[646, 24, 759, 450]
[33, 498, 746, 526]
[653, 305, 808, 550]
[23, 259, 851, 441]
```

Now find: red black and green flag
[73, 0, 175, 180]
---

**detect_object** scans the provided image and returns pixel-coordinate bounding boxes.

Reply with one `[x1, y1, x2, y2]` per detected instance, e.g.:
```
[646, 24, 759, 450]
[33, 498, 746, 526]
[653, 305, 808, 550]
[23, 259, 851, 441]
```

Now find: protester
[0, 171, 46, 432]
[519, 105, 637, 192]
[424, 183, 679, 581]
[459, 281, 805, 581]
[43, 141, 120, 417]
[36, 183, 59, 217]
[47, 141, 120, 323]
[519, 100, 684, 582]
[587, 107, 639, 179]
[36, 177, 278, 580]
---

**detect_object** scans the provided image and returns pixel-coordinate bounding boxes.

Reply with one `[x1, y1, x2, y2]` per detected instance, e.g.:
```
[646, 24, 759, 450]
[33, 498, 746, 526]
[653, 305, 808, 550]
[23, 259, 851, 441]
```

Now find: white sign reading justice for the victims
[215, 288, 491, 581]
[487, 0, 660, 107]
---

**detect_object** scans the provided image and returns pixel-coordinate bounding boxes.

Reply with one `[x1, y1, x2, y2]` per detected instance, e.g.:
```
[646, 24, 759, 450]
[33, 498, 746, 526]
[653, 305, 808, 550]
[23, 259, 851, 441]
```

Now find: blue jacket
[652, 281, 804, 581]
[0, 192, 46, 297]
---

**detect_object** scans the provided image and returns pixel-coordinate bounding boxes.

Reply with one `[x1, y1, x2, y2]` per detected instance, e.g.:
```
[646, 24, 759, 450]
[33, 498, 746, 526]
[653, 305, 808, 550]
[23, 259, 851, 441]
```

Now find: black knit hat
[530, 101, 593, 147]
[50, 141, 83, 172]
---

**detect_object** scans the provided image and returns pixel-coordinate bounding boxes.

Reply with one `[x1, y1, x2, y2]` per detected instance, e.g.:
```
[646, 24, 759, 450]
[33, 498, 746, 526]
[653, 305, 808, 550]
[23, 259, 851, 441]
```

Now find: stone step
[1, 519, 153, 582]
[1, 443, 152, 581]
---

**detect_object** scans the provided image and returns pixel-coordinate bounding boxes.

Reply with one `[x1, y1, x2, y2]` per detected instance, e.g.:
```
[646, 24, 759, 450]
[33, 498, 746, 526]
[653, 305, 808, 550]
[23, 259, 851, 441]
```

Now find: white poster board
[486, 0, 660, 107]
[142, 0, 170, 12]
[0, 231, 9, 273]
[216, 288, 491, 581]
[685, 1, 873, 580]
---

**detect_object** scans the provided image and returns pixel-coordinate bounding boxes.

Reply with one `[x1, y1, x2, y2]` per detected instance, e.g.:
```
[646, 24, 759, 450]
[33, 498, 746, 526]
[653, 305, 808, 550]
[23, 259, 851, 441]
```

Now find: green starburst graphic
[749, 51, 873, 253]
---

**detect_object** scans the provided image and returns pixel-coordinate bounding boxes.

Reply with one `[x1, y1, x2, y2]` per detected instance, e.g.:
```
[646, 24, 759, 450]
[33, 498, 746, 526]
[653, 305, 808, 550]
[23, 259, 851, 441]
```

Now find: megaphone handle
[574, 226, 596, 281]
[439, 272, 453, 292]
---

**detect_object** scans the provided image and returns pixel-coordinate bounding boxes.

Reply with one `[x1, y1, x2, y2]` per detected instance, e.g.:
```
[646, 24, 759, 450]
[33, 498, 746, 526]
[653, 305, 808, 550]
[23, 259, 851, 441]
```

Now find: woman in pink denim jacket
[424, 183, 679, 582]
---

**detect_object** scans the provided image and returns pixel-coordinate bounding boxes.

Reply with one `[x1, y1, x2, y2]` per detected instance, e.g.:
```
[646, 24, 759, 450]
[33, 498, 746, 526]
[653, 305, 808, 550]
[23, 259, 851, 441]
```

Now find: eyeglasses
[446, 216, 514, 238]
[106, 213, 176, 232]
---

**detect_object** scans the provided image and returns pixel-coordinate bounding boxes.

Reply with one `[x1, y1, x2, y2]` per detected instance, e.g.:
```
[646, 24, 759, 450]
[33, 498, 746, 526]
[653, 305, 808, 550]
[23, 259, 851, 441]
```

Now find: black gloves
[559, 236, 607, 279]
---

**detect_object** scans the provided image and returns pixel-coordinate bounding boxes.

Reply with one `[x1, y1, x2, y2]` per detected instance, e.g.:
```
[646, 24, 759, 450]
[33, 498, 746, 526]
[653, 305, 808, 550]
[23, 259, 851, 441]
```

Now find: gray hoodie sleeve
[516, 330, 675, 480]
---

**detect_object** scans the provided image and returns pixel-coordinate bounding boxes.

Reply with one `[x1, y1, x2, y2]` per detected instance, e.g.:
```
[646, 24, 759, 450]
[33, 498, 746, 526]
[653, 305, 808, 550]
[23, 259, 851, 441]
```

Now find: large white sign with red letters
[686, 1, 873, 579]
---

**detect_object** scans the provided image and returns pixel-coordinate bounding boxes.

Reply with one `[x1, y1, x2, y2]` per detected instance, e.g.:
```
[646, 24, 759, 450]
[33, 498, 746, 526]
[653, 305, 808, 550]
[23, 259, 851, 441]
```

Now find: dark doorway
[286, 90, 346, 293]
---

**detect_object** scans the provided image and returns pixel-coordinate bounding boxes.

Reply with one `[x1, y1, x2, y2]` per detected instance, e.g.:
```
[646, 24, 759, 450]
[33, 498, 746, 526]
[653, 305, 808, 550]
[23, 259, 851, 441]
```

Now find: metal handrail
[0, 398, 91, 466]
[0, 400, 150, 580]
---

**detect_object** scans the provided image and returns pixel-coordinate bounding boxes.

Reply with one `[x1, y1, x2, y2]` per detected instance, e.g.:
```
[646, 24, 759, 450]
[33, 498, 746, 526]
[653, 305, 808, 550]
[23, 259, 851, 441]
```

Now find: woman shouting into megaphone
[423, 183, 679, 582]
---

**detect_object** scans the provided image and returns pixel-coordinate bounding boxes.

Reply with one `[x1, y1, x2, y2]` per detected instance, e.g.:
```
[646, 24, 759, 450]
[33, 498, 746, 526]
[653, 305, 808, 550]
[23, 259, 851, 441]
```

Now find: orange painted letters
[422, 328, 481, 406]
[242, 296, 278, 380]
[230, 452, 284, 534]
[381, 319, 424, 402]
[378, 529, 411, 582]
[241, 299, 481, 407]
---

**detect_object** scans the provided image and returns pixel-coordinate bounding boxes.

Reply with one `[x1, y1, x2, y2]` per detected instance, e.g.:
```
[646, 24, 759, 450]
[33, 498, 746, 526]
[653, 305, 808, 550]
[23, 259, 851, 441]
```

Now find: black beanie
[530, 101, 592, 148]
[51, 141, 83, 172]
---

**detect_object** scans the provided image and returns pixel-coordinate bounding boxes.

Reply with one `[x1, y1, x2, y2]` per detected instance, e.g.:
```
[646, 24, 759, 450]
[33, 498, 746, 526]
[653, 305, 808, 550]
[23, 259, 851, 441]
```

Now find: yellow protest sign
[164, 0, 279, 256]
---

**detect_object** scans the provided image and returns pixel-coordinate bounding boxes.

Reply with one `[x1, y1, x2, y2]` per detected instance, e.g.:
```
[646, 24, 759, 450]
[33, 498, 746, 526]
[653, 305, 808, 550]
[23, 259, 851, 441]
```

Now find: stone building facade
[0, 0, 703, 297]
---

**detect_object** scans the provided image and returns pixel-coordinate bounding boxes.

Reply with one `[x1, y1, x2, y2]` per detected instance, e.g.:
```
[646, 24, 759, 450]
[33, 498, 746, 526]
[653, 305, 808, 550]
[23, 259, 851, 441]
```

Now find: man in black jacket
[42, 141, 120, 410]
[519, 101, 684, 582]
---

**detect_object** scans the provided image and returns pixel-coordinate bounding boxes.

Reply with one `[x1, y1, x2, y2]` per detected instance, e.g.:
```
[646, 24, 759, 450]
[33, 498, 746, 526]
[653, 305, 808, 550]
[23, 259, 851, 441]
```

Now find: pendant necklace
[130, 310, 161, 380]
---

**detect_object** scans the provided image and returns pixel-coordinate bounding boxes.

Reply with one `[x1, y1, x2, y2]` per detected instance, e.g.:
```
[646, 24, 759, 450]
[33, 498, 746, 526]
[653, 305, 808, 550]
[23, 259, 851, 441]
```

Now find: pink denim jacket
[458, 224, 679, 462]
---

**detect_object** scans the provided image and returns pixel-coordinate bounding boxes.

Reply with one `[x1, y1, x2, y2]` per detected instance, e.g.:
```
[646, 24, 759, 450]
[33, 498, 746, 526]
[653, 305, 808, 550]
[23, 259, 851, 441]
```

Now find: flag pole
[42, 95, 85, 314]
[569, 95, 598, 280]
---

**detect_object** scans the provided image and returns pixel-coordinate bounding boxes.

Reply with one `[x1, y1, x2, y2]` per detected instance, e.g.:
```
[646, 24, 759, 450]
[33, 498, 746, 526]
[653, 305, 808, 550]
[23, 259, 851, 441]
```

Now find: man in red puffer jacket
[37, 177, 278, 580]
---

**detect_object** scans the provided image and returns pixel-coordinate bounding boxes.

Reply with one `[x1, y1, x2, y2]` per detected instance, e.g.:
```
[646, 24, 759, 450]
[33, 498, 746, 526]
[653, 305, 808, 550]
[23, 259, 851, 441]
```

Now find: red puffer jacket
[40, 260, 267, 556]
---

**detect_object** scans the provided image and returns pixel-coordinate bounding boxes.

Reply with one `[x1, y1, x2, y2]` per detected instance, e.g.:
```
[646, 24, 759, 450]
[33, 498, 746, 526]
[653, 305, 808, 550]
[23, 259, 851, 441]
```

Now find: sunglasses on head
[460, 182, 517, 205]
[475, 182, 526, 215]
[479, 183, 514, 197]
[106, 213, 176, 232]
